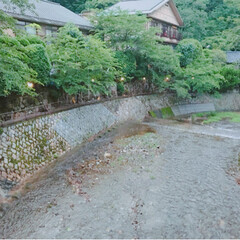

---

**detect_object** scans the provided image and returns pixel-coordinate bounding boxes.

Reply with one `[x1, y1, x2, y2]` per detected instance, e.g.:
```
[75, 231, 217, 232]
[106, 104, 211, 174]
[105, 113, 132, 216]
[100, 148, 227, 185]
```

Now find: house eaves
[107, 0, 183, 26]
[0, 0, 93, 30]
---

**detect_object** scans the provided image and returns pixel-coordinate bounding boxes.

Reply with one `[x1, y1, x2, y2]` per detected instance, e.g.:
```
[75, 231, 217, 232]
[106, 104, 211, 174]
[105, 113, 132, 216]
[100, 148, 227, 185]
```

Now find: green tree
[49, 0, 87, 13]
[14, 34, 51, 84]
[176, 38, 203, 67]
[206, 0, 223, 12]
[174, 0, 208, 40]
[25, 43, 51, 84]
[0, 35, 38, 96]
[173, 39, 224, 98]
[220, 65, 240, 91]
[175, 0, 240, 46]
[172, 57, 224, 98]
[50, 0, 118, 12]
[0, 0, 32, 11]
[94, 10, 180, 87]
[0, 11, 16, 34]
[48, 23, 120, 95]
[0, 0, 33, 33]
[84, 0, 118, 10]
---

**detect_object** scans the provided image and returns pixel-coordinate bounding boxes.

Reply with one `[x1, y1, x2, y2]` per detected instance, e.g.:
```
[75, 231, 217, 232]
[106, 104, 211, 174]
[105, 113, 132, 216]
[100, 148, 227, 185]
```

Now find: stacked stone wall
[0, 116, 70, 183]
[0, 92, 239, 193]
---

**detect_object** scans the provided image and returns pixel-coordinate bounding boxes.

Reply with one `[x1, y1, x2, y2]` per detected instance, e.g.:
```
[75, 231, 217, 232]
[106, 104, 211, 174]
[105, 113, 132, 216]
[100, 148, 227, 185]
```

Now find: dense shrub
[172, 46, 224, 98]
[180, 57, 223, 95]
[0, 10, 16, 34]
[117, 82, 125, 96]
[17, 35, 45, 46]
[219, 66, 240, 91]
[94, 11, 181, 89]
[176, 39, 203, 67]
[0, 29, 50, 97]
[48, 23, 121, 95]
[203, 49, 226, 65]
[25, 44, 51, 84]
[114, 51, 136, 81]
[146, 45, 181, 89]
[0, 35, 38, 96]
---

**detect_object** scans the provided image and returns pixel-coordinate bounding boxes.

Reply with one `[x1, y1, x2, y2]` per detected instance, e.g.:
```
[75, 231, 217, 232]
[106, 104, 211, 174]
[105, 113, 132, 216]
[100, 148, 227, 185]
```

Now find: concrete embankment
[0, 92, 239, 197]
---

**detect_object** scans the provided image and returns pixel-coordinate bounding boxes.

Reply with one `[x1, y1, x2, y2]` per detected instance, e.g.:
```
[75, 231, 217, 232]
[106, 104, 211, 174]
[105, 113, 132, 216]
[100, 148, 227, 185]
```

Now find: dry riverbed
[0, 119, 240, 238]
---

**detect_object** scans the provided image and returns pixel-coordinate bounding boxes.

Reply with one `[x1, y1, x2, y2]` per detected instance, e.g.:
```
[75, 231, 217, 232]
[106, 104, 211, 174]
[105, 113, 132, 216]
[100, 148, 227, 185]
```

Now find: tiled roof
[107, 0, 183, 26]
[226, 51, 240, 63]
[0, 0, 93, 30]
[108, 0, 167, 14]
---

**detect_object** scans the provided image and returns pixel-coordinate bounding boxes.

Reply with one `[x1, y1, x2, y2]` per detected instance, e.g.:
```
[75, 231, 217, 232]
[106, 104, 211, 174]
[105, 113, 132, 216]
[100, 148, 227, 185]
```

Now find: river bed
[0, 119, 240, 238]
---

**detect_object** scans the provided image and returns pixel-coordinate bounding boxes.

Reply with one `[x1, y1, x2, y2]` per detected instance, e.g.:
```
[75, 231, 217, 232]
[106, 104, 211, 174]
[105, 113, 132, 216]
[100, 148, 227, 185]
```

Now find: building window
[46, 29, 52, 36]
[16, 20, 25, 26]
[161, 24, 169, 37]
[46, 26, 58, 37]
[25, 26, 37, 35]
[16, 20, 26, 31]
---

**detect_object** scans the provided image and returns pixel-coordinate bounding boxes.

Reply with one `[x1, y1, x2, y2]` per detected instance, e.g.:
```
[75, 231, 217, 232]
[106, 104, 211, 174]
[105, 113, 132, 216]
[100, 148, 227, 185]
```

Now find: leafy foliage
[174, 0, 208, 40]
[49, 0, 87, 13]
[0, 0, 33, 12]
[203, 49, 226, 65]
[94, 11, 180, 88]
[173, 39, 224, 98]
[116, 82, 125, 96]
[25, 43, 51, 84]
[84, 0, 118, 10]
[94, 10, 157, 51]
[219, 66, 240, 91]
[175, 0, 240, 50]
[0, 0, 34, 34]
[0, 10, 16, 34]
[48, 23, 120, 95]
[1, 0, 240, 100]
[114, 51, 136, 80]
[179, 57, 223, 95]
[176, 39, 203, 67]
[14, 33, 51, 85]
[50, 0, 118, 12]
[0, 35, 38, 96]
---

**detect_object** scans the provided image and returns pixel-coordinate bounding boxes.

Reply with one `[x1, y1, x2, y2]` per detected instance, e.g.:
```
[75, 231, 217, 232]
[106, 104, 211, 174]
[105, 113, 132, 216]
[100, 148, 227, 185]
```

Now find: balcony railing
[158, 30, 182, 41]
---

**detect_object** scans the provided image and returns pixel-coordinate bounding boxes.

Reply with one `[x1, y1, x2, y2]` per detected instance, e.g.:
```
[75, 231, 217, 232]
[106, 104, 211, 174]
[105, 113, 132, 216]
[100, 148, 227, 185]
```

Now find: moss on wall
[161, 107, 174, 119]
[149, 111, 157, 118]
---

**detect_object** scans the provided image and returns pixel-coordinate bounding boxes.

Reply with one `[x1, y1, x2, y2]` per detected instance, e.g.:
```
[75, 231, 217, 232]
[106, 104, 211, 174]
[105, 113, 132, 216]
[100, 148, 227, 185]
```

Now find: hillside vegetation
[0, 0, 239, 100]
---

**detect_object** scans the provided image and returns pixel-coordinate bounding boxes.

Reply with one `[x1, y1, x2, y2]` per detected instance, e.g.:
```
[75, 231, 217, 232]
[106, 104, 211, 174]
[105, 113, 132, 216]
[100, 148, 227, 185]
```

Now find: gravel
[0, 120, 240, 239]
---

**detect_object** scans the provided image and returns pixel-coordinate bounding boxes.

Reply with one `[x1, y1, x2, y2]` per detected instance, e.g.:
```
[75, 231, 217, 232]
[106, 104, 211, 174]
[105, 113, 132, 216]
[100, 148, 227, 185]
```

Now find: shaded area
[0, 120, 240, 238]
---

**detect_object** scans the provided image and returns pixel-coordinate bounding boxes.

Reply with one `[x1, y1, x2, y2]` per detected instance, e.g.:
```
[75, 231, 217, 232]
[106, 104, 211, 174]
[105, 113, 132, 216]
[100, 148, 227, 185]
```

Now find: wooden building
[108, 0, 184, 45]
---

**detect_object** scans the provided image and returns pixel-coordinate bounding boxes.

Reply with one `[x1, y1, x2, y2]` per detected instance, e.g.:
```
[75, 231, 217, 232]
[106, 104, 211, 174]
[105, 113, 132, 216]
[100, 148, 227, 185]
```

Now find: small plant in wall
[0, 127, 3, 135]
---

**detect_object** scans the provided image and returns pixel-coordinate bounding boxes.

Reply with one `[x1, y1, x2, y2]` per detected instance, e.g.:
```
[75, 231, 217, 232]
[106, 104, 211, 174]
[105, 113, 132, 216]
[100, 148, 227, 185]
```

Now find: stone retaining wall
[0, 92, 239, 196]
[174, 91, 240, 112]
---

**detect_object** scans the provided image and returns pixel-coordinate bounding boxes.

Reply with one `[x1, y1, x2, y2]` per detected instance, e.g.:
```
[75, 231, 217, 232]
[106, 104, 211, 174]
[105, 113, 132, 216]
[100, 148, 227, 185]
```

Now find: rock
[0, 202, 10, 218]
[0, 187, 5, 199]
[104, 152, 112, 158]
[236, 178, 240, 185]
[8, 163, 13, 168]
[1, 172, 7, 179]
